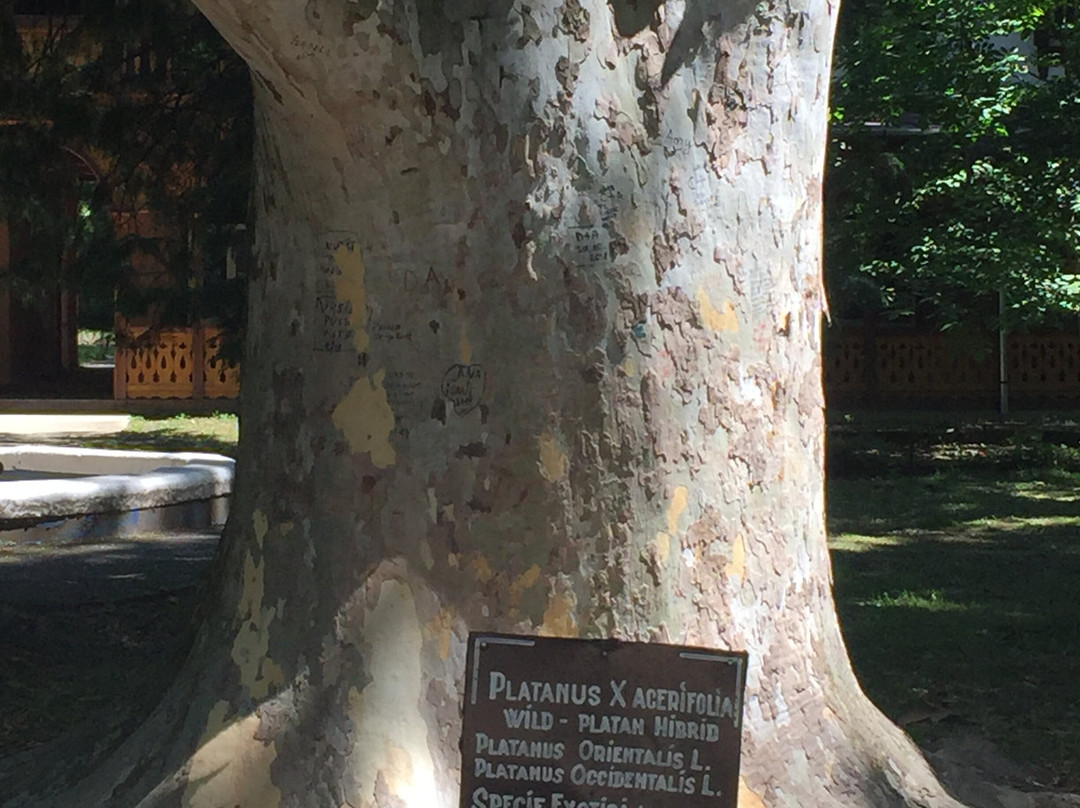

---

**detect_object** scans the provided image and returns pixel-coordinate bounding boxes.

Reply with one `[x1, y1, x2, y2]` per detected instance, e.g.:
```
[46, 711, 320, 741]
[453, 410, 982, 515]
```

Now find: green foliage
[827, 0, 1080, 329]
[857, 588, 967, 611]
[0, 0, 252, 333]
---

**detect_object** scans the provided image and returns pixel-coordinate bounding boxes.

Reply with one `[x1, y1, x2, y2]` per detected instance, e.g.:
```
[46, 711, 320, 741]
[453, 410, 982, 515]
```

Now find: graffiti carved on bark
[14, 2, 971, 807]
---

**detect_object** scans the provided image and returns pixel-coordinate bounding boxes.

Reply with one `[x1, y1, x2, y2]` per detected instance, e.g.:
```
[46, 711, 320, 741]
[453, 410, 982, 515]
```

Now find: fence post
[192, 324, 206, 400]
[998, 288, 1009, 417]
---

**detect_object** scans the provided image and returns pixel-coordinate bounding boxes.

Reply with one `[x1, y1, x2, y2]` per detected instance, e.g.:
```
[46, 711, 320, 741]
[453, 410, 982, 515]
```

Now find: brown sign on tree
[460, 633, 748, 808]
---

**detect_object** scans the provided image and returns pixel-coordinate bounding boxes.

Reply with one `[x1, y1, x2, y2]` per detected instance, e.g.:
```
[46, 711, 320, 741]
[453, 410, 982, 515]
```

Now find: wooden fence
[113, 321, 1080, 407]
[825, 323, 1080, 408]
[113, 325, 240, 400]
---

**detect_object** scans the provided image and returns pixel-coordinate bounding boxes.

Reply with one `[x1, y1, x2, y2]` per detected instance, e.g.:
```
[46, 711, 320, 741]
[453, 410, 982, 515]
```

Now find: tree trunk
[13, 1, 967, 806]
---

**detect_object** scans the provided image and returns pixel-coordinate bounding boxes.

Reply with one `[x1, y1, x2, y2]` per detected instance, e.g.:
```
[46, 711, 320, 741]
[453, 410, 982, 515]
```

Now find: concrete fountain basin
[0, 445, 233, 546]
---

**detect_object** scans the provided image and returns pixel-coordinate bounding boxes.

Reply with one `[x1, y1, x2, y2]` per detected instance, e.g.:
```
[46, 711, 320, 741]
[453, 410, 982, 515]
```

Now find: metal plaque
[459, 633, 748, 808]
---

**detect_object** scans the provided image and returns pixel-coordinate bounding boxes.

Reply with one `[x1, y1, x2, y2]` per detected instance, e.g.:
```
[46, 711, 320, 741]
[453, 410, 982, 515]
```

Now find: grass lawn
[828, 424, 1080, 789]
[76, 412, 239, 456]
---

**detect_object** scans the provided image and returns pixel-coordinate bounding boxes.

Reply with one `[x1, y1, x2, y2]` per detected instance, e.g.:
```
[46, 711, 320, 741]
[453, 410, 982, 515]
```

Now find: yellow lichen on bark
[469, 554, 496, 583]
[460, 324, 473, 364]
[332, 369, 396, 468]
[423, 609, 455, 660]
[652, 486, 689, 566]
[667, 486, 689, 535]
[653, 531, 672, 564]
[737, 777, 768, 808]
[725, 534, 748, 580]
[539, 585, 579, 637]
[538, 432, 569, 482]
[231, 552, 285, 700]
[696, 288, 740, 333]
[332, 241, 370, 353]
[252, 509, 269, 547]
[230, 511, 285, 700]
[181, 702, 281, 808]
[510, 564, 542, 607]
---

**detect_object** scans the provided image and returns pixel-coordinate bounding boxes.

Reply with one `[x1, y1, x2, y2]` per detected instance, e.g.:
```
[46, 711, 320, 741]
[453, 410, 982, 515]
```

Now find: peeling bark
[9, 1, 971, 807]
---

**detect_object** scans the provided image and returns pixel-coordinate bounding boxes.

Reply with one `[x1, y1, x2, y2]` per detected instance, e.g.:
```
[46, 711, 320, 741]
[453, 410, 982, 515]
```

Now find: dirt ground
[0, 589, 199, 758]
[0, 531, 217, 768]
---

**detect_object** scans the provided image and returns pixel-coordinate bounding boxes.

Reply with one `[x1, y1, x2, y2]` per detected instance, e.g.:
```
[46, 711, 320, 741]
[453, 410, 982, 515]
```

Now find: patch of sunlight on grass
[77, 413, 239, 457]
[1014, 489, 1080, 503]
[857, 589, 968, 612]
[1025, 515, 1080, 527]
[958, 515, 1080, 536]
[128, 414, 238, 446]
[827, 533, 907, 551]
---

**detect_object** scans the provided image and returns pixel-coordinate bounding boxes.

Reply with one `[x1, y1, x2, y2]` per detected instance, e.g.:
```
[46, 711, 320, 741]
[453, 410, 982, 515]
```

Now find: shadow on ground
[4, 429, 238, 458]
[0, 531, 219, 763]
[830, 497, 1080, 789]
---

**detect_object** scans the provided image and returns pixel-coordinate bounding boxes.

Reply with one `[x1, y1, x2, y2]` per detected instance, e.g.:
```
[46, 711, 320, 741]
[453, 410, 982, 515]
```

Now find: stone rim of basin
[0, 445, 233, 524]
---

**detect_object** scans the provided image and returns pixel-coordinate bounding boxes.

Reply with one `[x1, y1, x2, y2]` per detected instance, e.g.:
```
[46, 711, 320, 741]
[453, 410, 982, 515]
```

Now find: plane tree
[7, 1, 974, 806]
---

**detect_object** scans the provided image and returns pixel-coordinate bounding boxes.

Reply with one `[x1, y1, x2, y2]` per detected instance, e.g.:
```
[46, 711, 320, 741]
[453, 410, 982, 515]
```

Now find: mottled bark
[12, 2, 968, 807]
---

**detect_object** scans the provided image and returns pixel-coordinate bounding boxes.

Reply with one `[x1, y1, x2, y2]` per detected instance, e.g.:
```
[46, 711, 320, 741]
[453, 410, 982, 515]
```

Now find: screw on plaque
[599, 637, 621, 656]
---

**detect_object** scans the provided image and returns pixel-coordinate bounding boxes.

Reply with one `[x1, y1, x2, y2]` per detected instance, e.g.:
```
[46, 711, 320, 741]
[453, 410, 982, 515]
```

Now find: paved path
[0, 414, 132, 436]
[0, 529, 220, 604]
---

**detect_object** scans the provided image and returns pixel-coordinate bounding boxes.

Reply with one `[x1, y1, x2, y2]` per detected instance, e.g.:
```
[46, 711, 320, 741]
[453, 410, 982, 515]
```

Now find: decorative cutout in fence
[114, 325, 240, 400]
[826, 324, 1080, 407]
[204, 331, 240, 399]
[876, 337, 994, 394]
[1008, 333, 1080, 403]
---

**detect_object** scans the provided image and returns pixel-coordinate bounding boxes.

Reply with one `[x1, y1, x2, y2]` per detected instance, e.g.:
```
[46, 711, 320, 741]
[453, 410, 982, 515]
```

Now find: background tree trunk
[16, 1, 968, 806]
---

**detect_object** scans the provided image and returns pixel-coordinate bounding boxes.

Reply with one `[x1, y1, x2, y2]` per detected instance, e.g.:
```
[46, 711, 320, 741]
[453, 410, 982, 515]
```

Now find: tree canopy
[0, 0, 251, 332]
[826, 0, 1080, 329]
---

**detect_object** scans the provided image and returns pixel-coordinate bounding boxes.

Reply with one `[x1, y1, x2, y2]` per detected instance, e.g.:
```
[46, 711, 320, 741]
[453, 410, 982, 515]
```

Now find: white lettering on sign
[488, 672, 603, 707]
[470, 788, 550, 808]
[568, 765, 697, 795]
[577, 713, 645, 736]
[476, 733, 566, 761]
[652, 715, 721, 742]
[474, 759, 565, 784]
[504, 708, 555, 731]
[629, 684, 737, 722]
[577, 740, 683, 770]
[461, 634, 746, 808]
[550, 794, 642, 808]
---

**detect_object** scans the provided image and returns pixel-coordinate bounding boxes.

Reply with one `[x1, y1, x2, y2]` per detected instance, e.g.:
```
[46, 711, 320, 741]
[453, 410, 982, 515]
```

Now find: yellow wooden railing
[113, 325, 240, 400]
